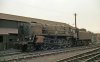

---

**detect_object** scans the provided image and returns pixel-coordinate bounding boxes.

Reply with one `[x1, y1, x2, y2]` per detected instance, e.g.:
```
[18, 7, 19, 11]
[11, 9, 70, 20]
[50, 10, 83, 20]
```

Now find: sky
[0, 0, 100, 33]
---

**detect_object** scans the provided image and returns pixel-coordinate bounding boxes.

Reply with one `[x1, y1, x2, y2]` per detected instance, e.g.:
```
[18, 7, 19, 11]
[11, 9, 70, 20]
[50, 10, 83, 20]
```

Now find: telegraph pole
[74, 13, 79, 40]
[74, 13, 77, 28]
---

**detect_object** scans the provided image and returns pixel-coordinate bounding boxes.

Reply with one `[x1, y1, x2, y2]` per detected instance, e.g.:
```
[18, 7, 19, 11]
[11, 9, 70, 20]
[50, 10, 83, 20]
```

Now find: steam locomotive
[16, 21, 93, 51]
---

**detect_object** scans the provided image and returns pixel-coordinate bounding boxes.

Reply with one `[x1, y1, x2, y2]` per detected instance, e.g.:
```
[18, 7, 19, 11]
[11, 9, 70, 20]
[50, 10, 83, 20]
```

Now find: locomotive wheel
[66, 39, 73, 47]
[21, 44, 28, 52]
[61, 39, 67, 48]
[41, 44, 49, 50]
[27, 45, 36, 51]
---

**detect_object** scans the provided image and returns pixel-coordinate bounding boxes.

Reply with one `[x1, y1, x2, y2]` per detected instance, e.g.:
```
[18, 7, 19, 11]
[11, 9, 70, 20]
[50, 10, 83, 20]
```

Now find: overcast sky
[0, 0, 100, 33]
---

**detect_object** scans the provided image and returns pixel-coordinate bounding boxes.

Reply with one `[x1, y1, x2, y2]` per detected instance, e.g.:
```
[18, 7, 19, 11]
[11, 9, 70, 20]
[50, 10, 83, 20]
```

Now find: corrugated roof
[0, 13, 72, 27]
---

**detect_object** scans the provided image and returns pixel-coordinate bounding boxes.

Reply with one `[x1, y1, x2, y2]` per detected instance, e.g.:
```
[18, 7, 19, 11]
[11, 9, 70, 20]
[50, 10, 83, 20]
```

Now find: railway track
[57, 46, 100, 62]
[0, 45, 99, 62]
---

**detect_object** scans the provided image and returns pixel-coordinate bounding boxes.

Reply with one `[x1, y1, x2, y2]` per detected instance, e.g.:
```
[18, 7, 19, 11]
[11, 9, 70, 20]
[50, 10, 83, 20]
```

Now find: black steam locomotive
[16, 21, 93, 51]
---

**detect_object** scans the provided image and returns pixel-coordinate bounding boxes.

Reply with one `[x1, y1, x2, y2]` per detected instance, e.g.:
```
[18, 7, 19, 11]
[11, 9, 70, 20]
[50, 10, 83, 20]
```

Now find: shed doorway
[0, 35, 3, 43]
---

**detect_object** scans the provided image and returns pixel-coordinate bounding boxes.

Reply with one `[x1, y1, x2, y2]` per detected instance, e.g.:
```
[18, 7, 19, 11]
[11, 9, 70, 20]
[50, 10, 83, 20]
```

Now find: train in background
[15, 21, 93, 51]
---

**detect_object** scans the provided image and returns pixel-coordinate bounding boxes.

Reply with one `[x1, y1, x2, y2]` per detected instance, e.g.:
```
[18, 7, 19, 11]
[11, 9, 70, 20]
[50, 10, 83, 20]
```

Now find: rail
[57, 47, 100, 62]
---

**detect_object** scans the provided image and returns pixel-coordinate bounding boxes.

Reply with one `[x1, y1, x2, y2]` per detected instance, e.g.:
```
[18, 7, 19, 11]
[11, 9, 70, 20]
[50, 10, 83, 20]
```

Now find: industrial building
[94, 33, 100, 43]
[0, 13, 19, 50]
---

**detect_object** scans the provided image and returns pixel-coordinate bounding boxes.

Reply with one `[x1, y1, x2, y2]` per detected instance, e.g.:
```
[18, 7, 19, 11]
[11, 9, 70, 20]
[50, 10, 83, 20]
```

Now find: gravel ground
[20, 47, 99, 62]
